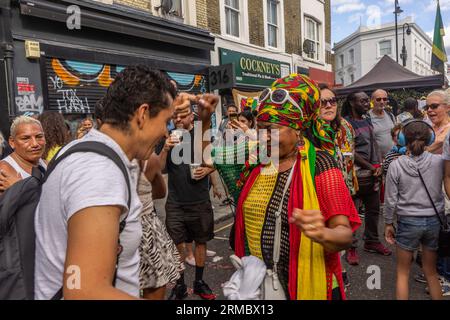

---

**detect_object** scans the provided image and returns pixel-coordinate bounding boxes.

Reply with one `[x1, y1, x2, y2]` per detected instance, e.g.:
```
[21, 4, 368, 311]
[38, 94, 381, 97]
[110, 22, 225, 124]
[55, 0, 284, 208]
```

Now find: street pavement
[154, 175, 449, 300]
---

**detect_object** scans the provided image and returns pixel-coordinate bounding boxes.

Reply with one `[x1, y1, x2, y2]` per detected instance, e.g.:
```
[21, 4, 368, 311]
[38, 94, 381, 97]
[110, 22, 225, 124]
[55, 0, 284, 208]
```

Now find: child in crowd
[384, 120, 444, 300]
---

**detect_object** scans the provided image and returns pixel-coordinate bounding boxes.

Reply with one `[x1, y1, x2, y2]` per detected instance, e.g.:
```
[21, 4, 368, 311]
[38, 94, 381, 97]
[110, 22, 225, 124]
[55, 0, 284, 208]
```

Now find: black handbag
[417, 170, 450, 258]
[356, 169, 375, 195]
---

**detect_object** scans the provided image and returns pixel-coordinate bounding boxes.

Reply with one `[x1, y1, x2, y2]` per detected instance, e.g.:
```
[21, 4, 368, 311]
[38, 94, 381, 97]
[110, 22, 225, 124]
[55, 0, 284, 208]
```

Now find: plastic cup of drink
[190, 163, 201, 179]
[171, 129, 183, 144]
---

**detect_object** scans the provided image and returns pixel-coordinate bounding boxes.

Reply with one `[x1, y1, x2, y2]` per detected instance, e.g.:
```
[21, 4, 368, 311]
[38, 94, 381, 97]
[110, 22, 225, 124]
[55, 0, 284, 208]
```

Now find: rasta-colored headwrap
[257, 73, 337, 156]
[256, 74, 321, 130]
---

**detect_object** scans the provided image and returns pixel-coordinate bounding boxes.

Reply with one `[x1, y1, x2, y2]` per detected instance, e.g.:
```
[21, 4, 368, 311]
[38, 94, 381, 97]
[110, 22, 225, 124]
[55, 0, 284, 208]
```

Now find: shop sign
[219, 48, 290, 87]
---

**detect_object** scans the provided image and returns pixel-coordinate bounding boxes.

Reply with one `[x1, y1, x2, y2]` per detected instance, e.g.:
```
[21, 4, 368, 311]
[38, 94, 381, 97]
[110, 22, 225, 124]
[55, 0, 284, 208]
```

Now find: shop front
[217, 48, 291, 115]
[0, 0, 214, 136]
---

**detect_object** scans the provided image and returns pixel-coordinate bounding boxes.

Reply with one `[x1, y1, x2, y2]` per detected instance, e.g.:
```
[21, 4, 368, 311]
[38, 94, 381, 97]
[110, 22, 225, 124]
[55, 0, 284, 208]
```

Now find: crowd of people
[1, 64, 450, 300]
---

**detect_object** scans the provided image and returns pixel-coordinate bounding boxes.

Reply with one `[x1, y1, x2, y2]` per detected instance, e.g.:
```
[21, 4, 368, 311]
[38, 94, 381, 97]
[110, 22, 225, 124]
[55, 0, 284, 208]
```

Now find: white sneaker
[206, 250, 216, 257]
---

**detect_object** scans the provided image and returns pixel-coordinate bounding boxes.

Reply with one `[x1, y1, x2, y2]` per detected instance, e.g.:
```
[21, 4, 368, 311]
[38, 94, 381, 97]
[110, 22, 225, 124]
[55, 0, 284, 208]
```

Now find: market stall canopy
[335, 55, 446, 96]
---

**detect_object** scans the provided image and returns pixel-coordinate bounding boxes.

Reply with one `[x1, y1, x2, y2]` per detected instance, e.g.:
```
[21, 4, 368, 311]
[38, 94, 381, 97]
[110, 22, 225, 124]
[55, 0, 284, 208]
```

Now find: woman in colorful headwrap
[204, 74, 361, 300]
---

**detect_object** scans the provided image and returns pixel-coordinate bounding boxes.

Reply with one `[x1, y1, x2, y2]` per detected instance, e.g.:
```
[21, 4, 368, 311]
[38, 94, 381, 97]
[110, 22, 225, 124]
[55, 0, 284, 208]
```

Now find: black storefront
[0, 0, 215, 136]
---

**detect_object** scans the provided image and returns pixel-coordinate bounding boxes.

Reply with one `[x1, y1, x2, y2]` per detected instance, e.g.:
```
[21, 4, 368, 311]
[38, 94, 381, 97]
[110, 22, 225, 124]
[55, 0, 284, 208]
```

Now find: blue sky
[331, 0, 450, 61]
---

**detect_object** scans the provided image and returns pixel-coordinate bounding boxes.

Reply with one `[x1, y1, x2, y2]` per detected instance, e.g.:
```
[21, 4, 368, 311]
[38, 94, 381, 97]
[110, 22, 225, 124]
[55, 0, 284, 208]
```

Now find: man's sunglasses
[424, 103, 443, 111]
[321, 97, 337, 106]
[375, 97, 388, 102]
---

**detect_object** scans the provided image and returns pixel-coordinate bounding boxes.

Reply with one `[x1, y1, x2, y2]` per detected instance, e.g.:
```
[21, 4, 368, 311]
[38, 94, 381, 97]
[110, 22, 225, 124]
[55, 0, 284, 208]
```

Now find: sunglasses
[321, 97, 337, 106]
[375, 97, 388, 102]
[424, 103, 443, 111]
[358, 98, 370, 104]
[259, 88, 304, 119]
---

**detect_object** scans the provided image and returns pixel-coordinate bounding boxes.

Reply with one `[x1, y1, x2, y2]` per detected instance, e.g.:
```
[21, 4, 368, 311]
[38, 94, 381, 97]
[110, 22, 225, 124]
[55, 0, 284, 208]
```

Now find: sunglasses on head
[259, 88, 304, 119]
[321, 97, 337, 106]
[424, 103, 443, 111]
[375, 97, 388, 102]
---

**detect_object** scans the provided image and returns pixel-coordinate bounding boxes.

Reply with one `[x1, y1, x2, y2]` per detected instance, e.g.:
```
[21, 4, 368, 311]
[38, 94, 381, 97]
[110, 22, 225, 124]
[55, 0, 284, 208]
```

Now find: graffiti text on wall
[49, 75, 90, 113]
[15, 94, 44, 114]
[46, 58, 208, 114]
[15, 76, 43, 114]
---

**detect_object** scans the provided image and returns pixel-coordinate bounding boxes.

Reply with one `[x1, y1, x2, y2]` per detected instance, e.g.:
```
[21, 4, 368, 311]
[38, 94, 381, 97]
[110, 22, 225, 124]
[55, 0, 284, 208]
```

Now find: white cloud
[348, 12, 364, 24]
[381, 0, 413, 7]
[332, 0, 366, 14]
[425, 0, 450, 12]
[366, 5, 382, 28]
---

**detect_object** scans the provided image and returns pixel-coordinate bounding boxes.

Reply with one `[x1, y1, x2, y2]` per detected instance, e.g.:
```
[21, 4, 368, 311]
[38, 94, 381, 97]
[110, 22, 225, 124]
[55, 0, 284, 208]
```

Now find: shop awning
[308, 67, 335, 88]
[19, 0, 215, 51]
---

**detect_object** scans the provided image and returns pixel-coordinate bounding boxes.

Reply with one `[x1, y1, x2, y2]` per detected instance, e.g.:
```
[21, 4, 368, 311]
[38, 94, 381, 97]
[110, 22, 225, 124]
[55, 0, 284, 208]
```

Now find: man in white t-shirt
[34, 65, 195, 299]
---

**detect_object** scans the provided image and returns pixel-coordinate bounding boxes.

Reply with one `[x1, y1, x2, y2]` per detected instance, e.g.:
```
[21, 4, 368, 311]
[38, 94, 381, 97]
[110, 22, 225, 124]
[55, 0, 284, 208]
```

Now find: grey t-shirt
[34, 129, 143, 299]
[369, 109, 396, 159]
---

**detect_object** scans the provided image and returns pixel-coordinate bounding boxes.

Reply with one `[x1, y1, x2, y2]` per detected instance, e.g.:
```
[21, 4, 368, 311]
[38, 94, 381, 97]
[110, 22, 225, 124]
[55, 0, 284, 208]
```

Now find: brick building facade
[197, 0, 334, 122]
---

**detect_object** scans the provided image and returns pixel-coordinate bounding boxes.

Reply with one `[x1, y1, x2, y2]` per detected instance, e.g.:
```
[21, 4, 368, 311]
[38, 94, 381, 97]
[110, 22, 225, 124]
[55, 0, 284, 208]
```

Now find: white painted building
[294, 0, 333, 76]
[334, 17, 438, 87]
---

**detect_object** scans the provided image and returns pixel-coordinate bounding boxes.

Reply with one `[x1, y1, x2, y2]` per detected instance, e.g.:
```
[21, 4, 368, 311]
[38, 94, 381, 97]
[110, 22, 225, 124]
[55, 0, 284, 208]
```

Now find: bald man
[369, 89, 396, 159]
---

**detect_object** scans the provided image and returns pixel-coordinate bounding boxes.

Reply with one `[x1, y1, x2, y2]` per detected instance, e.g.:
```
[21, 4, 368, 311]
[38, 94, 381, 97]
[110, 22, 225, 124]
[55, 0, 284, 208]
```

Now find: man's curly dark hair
[102, 65, 176, 131]
[38, 111, 70, 159]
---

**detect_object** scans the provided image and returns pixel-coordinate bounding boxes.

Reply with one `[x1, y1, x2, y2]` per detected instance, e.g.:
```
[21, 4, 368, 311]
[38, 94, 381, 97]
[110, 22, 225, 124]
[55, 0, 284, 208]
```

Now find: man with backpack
[369, 89, 397, 161]
[34, 66, 187, 300]
[0, 65, 205, 300]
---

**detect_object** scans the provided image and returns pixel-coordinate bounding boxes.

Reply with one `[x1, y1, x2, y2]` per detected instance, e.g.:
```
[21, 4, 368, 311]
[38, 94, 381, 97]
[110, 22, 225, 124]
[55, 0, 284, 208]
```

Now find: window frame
[171, 0, 183, 17]
[378, 40, 392, 57]
[219, 0, 249, 43]
[303, 16, 321, 61]
[263, 0, 285, 51]
[267, 0, 278, 48]
[224, 0, 240, 38]
[349, 49, 355, 65]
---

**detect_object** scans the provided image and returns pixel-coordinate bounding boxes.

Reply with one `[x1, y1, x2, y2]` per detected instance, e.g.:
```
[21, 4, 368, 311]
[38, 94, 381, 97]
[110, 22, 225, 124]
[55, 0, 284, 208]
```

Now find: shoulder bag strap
[417, 169, 447, 229]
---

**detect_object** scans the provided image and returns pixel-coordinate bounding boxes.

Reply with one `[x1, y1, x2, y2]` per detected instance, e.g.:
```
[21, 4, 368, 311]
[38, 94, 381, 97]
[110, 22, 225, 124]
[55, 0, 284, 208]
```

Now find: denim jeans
[396, 216, 440, 251]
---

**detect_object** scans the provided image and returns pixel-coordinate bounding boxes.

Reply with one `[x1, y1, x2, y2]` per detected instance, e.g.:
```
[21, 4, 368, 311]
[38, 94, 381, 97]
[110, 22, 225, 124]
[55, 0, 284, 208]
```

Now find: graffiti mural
[46, 58, 208, 114]
[15, 94, 44, 114]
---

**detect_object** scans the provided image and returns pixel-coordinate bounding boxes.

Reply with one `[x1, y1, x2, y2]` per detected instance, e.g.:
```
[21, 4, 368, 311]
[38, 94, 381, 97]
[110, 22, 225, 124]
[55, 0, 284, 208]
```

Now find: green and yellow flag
[431, 0, 447, 73]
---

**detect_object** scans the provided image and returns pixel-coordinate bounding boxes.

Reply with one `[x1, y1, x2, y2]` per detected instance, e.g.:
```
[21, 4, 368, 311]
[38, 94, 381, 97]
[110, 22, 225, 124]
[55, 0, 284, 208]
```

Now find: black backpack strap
[43, 141, 131, 210]
[48, 141, 132, 300]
